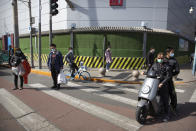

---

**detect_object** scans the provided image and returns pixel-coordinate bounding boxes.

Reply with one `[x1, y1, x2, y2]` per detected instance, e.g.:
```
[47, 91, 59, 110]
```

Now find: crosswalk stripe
[66, 82, 138, 107]
[0, 88, 60, 131]
[103, 83, 139, 94]
[189, 89, 196, 102]
[102, 83, 185, 93]
[28, 84, 142, 131]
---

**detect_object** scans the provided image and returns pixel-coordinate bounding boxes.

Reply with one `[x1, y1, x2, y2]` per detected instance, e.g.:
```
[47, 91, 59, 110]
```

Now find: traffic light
[50, 0, 59, 16]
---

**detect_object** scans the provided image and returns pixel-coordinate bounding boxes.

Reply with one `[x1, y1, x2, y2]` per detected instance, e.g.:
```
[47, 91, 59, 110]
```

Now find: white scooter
[136, 69, 163, 124]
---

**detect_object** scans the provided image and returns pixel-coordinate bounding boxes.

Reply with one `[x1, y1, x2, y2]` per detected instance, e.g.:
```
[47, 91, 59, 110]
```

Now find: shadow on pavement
[0, 67, 12, 76]
[142, 102, 196, 125]
[111, 73, 131, 79]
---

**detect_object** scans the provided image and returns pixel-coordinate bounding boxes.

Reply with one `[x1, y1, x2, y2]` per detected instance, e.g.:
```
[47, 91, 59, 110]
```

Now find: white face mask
[157, 59, 163, 63]
[51, 48, 56, 53]
[170, 53, 174, 57]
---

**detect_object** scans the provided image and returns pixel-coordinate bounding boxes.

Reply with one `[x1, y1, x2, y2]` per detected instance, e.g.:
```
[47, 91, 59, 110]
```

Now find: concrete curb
[30, 69, 196, 85]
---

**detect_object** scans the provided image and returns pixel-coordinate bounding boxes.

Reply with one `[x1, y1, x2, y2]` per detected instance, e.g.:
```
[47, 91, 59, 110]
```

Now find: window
[110, 0, 123, 6]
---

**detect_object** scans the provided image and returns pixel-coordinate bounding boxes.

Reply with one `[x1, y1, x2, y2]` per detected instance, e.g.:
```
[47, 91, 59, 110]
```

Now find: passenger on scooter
[164, 47, 179, 113]
[145, 52, 172, 122]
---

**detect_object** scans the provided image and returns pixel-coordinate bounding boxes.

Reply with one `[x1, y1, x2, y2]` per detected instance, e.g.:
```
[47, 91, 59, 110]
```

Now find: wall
[67, 0, 168, 29]
[167, 0, 195, 40]
[19, 34, 70, 55]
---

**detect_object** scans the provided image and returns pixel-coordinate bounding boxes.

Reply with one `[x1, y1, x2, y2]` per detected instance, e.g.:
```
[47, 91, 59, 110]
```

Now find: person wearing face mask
[105, 44, 112, 72]
[145, 47, 155, 71]
[47, 44, 63, 90]
[65, 47, 78, 79]
[10, 48, 26, 90]
[145, 52, 172, 122]
[164, 47, 180, 113]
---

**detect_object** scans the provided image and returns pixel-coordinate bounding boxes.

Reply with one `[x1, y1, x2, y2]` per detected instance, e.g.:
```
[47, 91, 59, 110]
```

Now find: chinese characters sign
[110, 0, 123, 6]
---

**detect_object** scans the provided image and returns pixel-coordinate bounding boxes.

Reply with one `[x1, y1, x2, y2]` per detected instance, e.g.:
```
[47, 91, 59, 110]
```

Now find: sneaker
[12, 87, 18, 90]
[106, 70, 109, 72]
[162, 116, 170, 122]
[19, 87, 23, 90]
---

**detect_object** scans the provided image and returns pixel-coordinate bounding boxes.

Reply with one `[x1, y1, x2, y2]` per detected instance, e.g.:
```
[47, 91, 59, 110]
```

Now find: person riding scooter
[141, 52, 172, 122]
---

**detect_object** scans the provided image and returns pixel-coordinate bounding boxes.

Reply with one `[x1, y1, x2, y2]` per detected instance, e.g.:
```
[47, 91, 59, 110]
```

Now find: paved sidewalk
[31, 63, 196, 85]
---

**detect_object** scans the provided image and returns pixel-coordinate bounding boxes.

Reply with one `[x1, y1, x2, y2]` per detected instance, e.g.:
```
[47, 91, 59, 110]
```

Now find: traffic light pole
[49, 0, 52, 46]
[28, 0, 34, 68]
[12, 0, 20, 48]
[38, 0, 42, 69]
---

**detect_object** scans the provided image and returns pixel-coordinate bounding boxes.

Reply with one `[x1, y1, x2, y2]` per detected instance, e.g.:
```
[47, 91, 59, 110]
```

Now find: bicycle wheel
[79, 71, 91, 81]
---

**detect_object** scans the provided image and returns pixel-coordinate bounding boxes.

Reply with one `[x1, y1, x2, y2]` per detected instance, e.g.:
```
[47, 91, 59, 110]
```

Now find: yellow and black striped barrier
[25, 54, 146, 70]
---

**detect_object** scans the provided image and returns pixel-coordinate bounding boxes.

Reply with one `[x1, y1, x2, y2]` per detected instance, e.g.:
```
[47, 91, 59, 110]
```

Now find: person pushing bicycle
[65, 47, 79, 79]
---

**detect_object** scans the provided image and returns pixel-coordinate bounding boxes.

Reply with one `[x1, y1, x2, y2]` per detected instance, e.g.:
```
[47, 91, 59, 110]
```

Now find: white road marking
[189, 89, 196, 102]
[28, 83, 47, 88]
[0, 88, 60, 131]
[28, 83, 142, 131]
[67, 82, 138, 107]
[175, 88, 185, 93]
[103, 83, 185, 94]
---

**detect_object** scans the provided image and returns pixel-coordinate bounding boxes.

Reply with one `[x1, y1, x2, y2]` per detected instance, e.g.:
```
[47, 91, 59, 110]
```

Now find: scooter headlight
[142, 85, 150, 94]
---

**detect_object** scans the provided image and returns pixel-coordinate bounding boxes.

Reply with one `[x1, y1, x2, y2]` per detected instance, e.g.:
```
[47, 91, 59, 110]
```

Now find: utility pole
[38, 0, 42, 69]
[142, 32, 147, 57]
[28, 0, 34, 68]
[12, 0, 20, 48]
[49, 0, 52, 46]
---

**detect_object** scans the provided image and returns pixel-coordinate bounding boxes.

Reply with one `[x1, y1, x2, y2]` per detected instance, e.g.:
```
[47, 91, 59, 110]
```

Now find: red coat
[21, 60, 31, 84]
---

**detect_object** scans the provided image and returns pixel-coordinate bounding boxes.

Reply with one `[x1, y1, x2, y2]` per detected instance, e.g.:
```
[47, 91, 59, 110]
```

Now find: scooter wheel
[136, 106, 147, 124]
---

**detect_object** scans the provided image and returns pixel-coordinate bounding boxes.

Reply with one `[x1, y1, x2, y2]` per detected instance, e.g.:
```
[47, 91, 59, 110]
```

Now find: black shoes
[51, 85, 60, 90]
[55, 84, 60, 90]
[51, 86, 56, 89]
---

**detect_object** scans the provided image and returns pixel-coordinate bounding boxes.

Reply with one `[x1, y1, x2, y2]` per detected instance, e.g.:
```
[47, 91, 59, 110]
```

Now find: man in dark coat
[146, 47, 155, 70]
[164, 47, 180, 112]
[47, 44, 64, 90]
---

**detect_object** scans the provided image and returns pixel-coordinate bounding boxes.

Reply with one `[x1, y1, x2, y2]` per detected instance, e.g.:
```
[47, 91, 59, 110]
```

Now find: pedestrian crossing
[0, 80, 193, 131]
[0, 88, 61, 131]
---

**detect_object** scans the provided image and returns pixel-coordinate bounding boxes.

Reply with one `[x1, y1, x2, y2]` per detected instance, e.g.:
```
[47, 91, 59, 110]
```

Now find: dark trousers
[159, 85, 169, 115]
[14, 74, 23, 88]
[51, 67, 60, 87]
[168, 79, 177, 110]
[70, 63, 79, 77]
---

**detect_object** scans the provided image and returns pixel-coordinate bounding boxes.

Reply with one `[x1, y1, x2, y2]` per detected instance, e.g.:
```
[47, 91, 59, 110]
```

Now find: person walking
[10, 48, 26, 90]
[65, 47, 78, 79]
[105, 46, 112, 72]
[47, 44, 64, 90]
[8, 45, 14, 66]
[145, 47, 155, 70]
[164, 47, 180, 112]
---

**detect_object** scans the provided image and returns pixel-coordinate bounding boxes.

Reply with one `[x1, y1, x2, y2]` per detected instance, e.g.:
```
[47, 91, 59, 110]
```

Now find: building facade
[0, 0, 195, 40]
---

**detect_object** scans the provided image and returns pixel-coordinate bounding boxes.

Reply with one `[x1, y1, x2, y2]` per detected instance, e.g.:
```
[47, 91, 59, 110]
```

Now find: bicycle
[64, 63, 91, 81]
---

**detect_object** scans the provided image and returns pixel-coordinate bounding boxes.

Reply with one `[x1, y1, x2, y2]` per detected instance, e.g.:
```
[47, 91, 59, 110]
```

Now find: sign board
[179, 38, 189, 51]
[110, 0, 123, 6]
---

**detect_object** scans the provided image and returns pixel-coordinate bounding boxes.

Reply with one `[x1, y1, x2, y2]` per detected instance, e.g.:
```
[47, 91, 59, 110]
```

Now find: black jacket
[149, 62, 172, 85]
[10, 53, 26, 67]
[146, 51, 155, 66]
[164, 57, 180, 76]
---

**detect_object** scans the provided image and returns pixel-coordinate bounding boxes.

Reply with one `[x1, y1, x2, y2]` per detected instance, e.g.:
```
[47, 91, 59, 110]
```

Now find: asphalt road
[0, 66, 196, 131]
